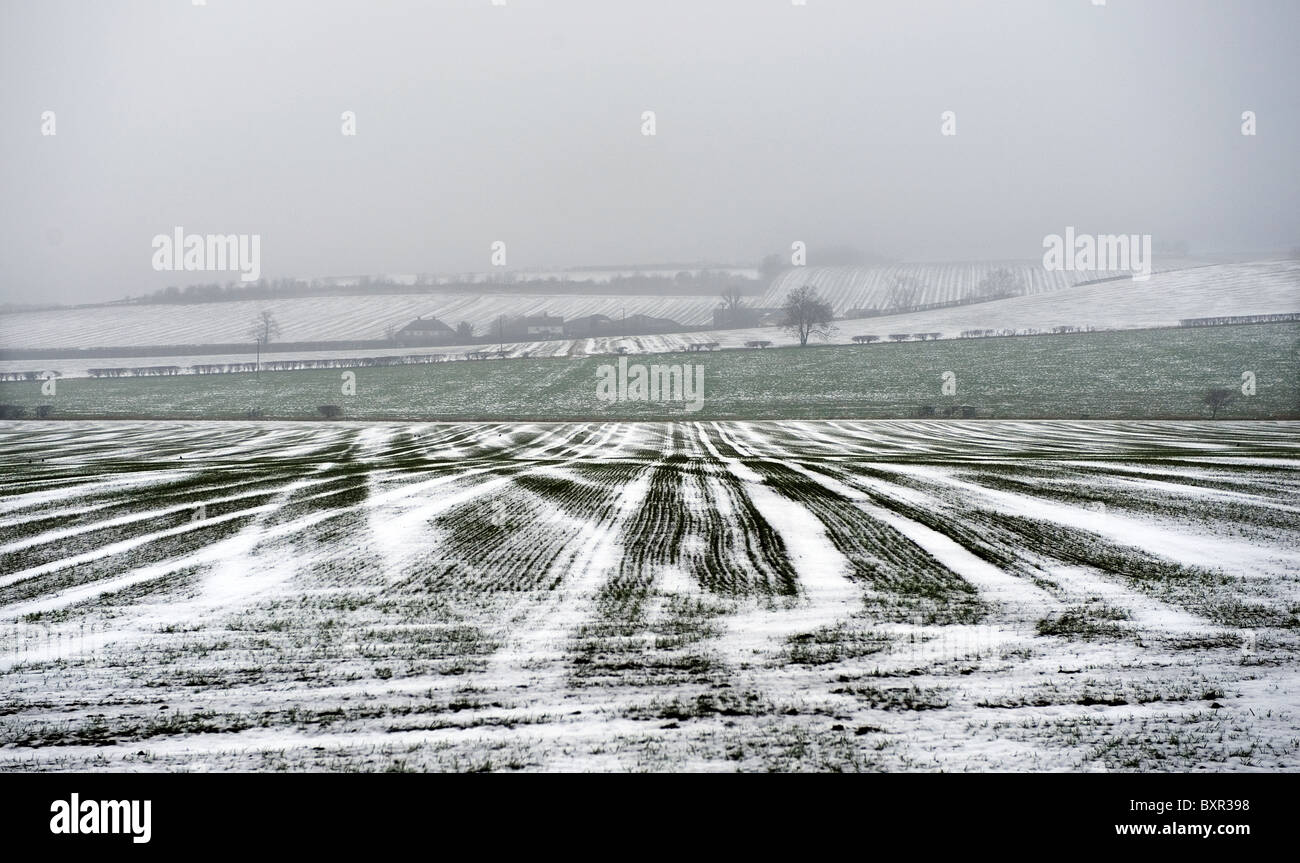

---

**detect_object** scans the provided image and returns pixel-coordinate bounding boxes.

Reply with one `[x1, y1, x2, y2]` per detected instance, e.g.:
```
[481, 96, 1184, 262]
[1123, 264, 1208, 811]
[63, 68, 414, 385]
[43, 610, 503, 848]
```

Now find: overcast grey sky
[2, 0, 1297, 305]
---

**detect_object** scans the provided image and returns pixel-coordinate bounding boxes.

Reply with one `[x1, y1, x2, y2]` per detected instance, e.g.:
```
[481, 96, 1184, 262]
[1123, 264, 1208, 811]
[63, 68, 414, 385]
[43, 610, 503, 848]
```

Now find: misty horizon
[3, 0, 1298, 306]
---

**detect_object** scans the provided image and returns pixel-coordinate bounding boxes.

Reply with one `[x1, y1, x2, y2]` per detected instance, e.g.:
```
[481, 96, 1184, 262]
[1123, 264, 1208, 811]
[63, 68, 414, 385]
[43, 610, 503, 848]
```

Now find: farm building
[713, 306, 782, 329]
[565, 312, 685, 338]
[498, 314, 565, 340]
[395, 316, 456, 343]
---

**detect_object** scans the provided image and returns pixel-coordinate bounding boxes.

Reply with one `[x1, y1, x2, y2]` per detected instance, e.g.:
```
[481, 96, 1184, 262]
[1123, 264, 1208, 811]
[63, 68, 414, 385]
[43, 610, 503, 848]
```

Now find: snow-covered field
[774, 260, 1298, 337]
[6, 261, 1067, 353]
[758, 258, 1207, 311]
[567, 260, 1297, 356]
[1, 420, 1296, 772]
[4, 261, 1295, 380]
[0, 292, 723, 352]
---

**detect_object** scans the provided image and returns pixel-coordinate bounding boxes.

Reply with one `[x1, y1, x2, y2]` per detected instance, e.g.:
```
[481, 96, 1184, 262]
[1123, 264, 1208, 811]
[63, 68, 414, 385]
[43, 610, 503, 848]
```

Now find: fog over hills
[4, 260, 1295, 378]
[3, 0, 1298, 308]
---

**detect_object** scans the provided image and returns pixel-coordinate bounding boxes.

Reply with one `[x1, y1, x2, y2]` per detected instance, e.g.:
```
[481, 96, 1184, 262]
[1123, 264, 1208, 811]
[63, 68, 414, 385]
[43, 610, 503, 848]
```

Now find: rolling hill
[1, 261, 1294, 380]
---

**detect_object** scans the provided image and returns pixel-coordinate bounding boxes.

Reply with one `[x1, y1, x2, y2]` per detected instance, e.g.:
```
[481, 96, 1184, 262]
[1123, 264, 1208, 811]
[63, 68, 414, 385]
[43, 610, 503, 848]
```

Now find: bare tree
[249, 310, 281, 373]
[883, 275, 924, 311]
[975, 268, 1024, 299]
[720, 284, 746, 313]
[455, 321, 474, 341]
[249, 310, 281, 345]
[493, 314, 507, 353]
[1203, 387, 1234, 419]
[780, 286, 836, 346]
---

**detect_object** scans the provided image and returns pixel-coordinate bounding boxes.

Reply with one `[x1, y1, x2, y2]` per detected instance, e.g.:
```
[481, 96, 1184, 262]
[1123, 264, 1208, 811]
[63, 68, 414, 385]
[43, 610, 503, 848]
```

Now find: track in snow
[0, 419, 1296, 772]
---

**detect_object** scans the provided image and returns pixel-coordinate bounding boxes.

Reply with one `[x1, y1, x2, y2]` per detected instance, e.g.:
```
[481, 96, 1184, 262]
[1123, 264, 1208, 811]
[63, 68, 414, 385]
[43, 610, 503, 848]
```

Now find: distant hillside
[761, 258, 1217, 314]
[3, 261, 1295, 380]
[627, 260, 1299, 353]
[0, 292, 721, 351]
[2, 260, 1293, 362]
[124, 268, 760, 305]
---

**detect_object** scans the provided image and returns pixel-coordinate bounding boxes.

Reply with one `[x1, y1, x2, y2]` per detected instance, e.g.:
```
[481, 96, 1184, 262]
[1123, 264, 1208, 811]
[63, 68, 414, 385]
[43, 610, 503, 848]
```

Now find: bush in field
[318, 405, 344, 419]
[35, 405, 52, 419]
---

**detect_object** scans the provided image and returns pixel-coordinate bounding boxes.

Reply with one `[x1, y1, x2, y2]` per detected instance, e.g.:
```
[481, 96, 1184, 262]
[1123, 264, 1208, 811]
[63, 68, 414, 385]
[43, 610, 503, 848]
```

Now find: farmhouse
[395, 316, 455, 344]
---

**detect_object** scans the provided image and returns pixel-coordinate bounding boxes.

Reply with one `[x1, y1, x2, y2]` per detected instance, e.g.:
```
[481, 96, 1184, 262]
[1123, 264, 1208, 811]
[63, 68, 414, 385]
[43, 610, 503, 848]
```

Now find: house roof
[399, 316, 454, 333]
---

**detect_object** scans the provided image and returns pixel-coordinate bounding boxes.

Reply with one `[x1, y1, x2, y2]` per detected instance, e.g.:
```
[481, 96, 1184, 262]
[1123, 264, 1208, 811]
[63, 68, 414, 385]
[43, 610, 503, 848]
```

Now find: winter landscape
[2, 419, 1297, 771]
[2, 1, 1297, 777]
